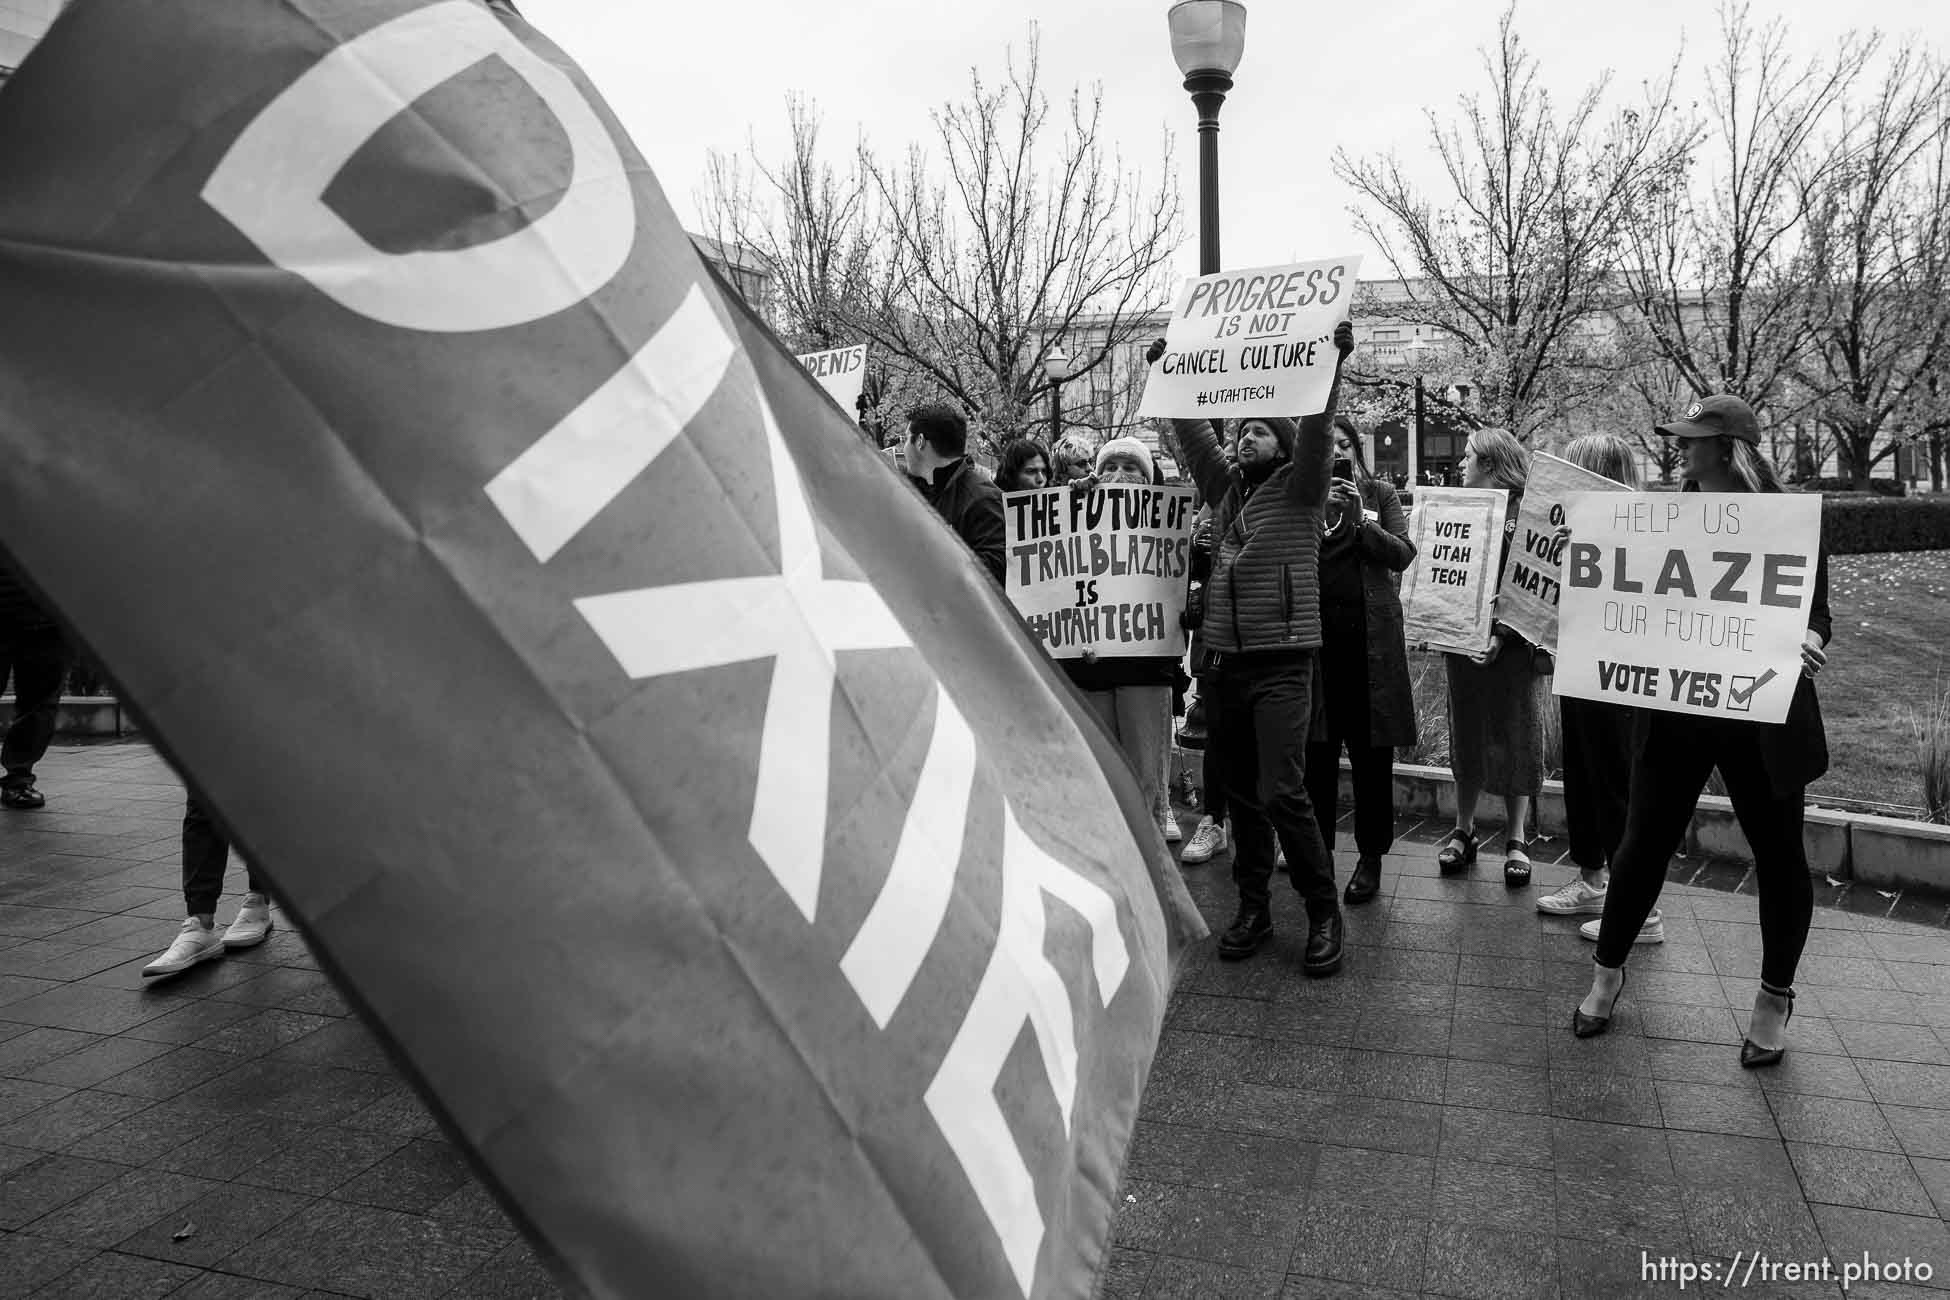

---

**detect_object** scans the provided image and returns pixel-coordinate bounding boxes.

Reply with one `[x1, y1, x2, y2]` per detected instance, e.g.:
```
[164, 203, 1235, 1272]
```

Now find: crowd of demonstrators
[1535, 434, 1644, 927]
[893, 347, 1831, 1071]
[1574, 396, 1833, 1068]
[1436, 427, 1551, 887]
[1306, 416, 1416, 905]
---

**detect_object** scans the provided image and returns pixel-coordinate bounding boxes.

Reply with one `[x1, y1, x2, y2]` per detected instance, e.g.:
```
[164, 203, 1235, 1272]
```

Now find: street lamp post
[1044, 344, 1070, 443]
[1168, 1, 1247, 276]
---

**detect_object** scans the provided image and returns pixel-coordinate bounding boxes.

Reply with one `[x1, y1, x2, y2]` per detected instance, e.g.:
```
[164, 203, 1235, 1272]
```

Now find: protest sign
[1496, 453, 1634, 653]
[1399, 487, 1508, 655]
[1006, 485, 1196, 660]
[1555, 493, 1822, 724]
[1137, 255, 1362, 420]
[0, 3, 1204, 1297]
[795, 343, 867, 414]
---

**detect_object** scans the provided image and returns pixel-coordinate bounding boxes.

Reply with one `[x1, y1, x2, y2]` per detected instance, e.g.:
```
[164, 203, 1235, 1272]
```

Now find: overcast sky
[530, 0, 1939, 285]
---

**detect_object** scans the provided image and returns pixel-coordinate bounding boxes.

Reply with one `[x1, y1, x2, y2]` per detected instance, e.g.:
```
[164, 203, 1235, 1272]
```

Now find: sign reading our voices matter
[1137, 255, 1361, 420]
[1555, 493, 1821, 725]
[1496, 453, 1634, 653]
[1005, 485, 1195, 660]
[794, 343, 867, 414]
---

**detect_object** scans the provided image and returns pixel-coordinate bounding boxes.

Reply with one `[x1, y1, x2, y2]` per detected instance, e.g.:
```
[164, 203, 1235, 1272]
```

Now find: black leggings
[1594, 715, 1812, 989]
[1560, 697, 1632, 872]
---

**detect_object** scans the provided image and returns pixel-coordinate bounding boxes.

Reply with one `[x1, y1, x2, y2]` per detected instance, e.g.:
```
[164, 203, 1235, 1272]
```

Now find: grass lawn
[1402, 550, 1950, 816]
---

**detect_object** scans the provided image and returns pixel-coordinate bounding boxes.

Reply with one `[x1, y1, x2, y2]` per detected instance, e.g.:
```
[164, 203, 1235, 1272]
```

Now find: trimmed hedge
[1822, 495, 1950, 555]
[1802, 476, 1906, 497]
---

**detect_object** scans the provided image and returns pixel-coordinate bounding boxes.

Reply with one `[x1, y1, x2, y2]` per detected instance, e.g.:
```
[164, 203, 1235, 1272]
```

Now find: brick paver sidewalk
[0, 743, 1946, 1298]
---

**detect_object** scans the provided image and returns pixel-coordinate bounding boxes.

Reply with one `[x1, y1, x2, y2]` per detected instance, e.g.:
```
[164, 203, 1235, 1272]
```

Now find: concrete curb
[1169, 748, 1950, 895]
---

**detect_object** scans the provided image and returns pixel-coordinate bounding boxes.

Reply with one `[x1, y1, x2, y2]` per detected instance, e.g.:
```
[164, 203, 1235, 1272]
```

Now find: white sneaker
[142, 918, 225, 978]
[1160, 812, 1183, 843]
[1537, 878, 1609, 916]
[1580, 910, 1664, 945]
[222, 894, 275, 950]
[1181, 816, 1227, 864]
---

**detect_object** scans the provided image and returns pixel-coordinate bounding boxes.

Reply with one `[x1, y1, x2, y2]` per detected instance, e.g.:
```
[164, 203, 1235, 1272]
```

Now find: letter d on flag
[0, 2, 1202, 1298]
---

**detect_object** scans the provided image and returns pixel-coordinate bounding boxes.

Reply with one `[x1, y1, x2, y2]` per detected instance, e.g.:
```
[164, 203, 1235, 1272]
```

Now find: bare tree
[1619, 4, 1872, 428]
[1335, 5, 1690, 436]
[699, 96, 878, 353]
[861, 29, 1182, 445]
[1798, 50, 1950, 490]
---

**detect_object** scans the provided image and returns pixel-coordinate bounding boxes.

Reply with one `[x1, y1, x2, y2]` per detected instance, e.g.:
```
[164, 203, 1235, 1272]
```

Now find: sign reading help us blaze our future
[1005, 486, 1196, 660]
[1555, 493, 1822, 725]
[0, 3, 1203, 1298]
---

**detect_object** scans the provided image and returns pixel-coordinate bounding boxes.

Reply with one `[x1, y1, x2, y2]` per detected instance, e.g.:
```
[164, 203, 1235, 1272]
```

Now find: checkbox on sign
[1726, 667, 1777, 712]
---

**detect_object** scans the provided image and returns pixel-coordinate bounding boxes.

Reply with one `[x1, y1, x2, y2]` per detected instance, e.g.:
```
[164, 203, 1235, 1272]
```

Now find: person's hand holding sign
[1145, 337, 1167, 367]
[1801, 630, 1828, 678]
[1333, 320, 1354, 359]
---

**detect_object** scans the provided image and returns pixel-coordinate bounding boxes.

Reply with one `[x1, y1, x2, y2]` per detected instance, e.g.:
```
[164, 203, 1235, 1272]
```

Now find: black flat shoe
[1436, 828, 1478, 876]
[1216, 906, 1272, 962]
[1572, 969, 1627, 1039]
[1344, 855, 1382, 905]
[1740, 985, 1795, 1069]
[1303, 909, 1344, 977]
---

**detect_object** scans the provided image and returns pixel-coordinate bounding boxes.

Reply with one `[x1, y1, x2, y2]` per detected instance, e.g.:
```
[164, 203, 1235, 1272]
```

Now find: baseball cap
[1654, 394, 1760, 445]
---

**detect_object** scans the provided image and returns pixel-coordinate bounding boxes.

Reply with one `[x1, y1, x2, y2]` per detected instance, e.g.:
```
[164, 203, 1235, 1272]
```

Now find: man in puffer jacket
[0, 559, 68, 809]
[1147, 321, 1355, 974]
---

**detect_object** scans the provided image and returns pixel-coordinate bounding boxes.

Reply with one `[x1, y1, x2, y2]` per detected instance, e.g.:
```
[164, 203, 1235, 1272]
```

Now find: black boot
[1216, 904, 1272, 961]
[1344, 855, 1382, 905]
[1303, 908, 1344, 977]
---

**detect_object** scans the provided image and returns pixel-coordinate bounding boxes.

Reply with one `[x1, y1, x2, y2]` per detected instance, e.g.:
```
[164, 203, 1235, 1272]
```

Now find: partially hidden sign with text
[1555, 494, 1821, 724]
[1400, 487, 1507, 655]
[1006, 485, 1196, 660]
[1137, 256, 1361, 420]
[795, 343, 867, 414]
[1495, 453, 1634, 653]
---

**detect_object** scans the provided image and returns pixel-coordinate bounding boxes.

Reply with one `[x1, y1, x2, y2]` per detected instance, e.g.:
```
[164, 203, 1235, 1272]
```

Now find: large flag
[0, 4, 1203, 1297]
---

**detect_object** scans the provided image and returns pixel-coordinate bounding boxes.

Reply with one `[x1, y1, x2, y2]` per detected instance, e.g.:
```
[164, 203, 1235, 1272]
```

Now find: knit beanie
[1095, 436, 1155, 481]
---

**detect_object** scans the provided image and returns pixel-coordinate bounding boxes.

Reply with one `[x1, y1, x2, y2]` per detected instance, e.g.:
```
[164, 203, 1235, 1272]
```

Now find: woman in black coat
[1573, 396, 1833, 1069]
[1306, 417, 1416, 903]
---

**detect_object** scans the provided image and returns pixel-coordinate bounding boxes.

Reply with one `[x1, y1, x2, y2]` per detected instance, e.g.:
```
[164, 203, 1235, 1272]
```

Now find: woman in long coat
[1306, 416, 1417, 904]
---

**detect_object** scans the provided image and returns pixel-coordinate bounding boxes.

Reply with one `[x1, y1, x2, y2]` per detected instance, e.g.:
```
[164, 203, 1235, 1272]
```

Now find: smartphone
[1332, 456, 1353, 481]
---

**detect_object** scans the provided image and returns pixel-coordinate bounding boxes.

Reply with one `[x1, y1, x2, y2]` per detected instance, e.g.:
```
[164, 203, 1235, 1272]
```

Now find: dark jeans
[1595, 715, 1812, 988]
[1307, 606, 1395, 858]
[1197, 673, 1226, 822]
[1206, 653, 1337, 913]
[1560, 697, 1632, 872]
[0, 625, 68, 790]
[183, 795, 263, 917]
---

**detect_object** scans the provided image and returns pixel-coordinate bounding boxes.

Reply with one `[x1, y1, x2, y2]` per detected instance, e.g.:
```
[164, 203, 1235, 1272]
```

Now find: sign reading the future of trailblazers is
[1399, 487, 1508, 655]
[1004, 485, 1195, 660]
[0, 3, 1204, 1298]
[1555, 493, 1821, 725]
[1136, 255, 1362, 420]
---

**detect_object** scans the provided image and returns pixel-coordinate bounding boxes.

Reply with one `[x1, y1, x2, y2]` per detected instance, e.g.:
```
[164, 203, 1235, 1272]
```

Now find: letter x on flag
[0, 3, 1203, 1297]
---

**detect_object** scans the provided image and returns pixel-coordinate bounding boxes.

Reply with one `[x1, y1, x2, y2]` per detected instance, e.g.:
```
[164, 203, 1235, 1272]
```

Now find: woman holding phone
[1305, 416, 1416, 903]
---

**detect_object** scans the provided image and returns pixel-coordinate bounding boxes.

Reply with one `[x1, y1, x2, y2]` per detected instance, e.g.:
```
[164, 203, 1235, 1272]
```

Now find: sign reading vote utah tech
[1555, 494, 1821, 724]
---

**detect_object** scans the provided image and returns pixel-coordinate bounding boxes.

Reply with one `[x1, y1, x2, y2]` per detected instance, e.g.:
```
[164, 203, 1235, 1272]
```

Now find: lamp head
[1168, 0, 1247, 78]
[1043, 343, 1070, 383]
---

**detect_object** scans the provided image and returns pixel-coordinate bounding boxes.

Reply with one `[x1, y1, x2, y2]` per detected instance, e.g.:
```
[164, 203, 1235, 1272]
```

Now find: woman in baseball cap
[1573, 394, 1833, 1070]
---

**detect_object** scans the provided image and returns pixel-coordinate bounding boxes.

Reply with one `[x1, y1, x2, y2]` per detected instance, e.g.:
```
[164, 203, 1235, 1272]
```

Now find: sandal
[1740, 984, 1795, 1069]
[1503, 839, 1531, 887]
[1436, 828, 1478, 875]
